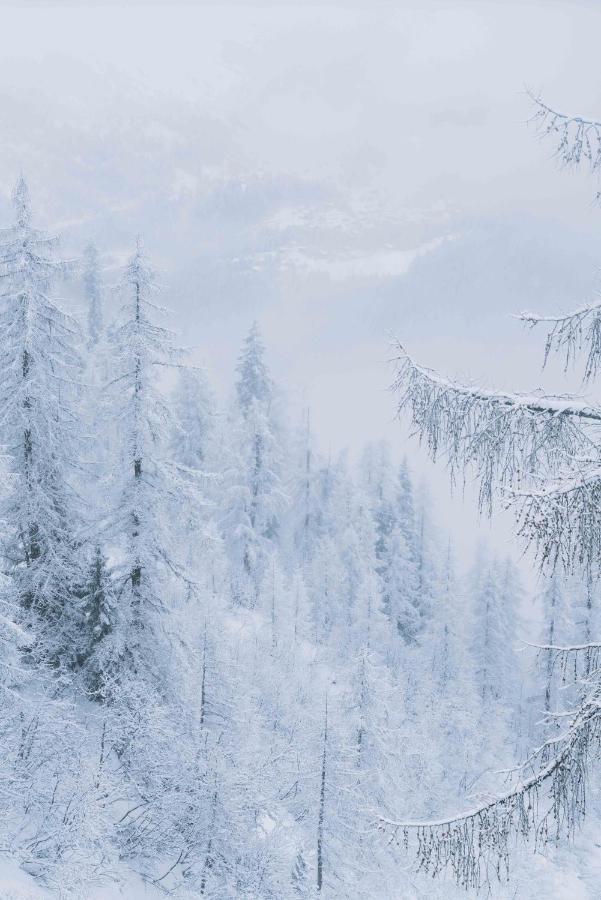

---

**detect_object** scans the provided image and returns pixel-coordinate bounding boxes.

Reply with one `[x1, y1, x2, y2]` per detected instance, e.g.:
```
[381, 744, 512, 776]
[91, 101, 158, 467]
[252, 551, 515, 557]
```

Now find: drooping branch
[519, 299, 601, 382]
[529, 640, 601, 654]
[526, 639, 601, 687]
[517, 463, 601, 574]
[392, 345, 600, 514]
[379, 675, 601, 889]
[519, 94, 601, 379]
[384, 89, 601, 891]
[528, 92, 601, 172]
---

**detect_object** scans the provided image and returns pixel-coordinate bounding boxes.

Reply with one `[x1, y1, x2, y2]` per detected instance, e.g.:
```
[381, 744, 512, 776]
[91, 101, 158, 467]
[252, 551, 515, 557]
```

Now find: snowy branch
[392, 344, 599, 514]
[517, 463, 601, 573]
[528, 91, 601, 172]
[379, 678, 601, 889]
[519, 298, 601, 382]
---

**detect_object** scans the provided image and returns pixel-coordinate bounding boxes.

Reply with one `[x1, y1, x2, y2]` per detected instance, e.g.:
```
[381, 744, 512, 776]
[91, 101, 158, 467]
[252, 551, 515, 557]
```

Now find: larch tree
[382, 95, 601, 888]
[222, 323, 285, 607]
[0, 176, 86, 670]
[426, 544, 480, 805]
[388, 459, 423, 646]
[101, 240, 190, 691]
[465, 550, 521, 760]
[169, 366, 218, 602]
[78, 239, 115, 693]
[359, 442, 402, 621]
[287, 407, 322, 567]
[171, 366, 217, 472]
[538, 575, 571, 715]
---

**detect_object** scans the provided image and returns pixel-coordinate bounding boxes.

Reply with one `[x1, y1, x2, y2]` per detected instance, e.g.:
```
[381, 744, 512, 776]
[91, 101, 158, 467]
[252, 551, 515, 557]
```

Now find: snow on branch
[378, 679, 601, 889]
[519, 299, 601, 383]
[525, 639, 601, 690]
[526, 640, 601, 654]
[528, 91, 601, 172]
[391, 345, 600, 514]
[517, 463, 601, 573]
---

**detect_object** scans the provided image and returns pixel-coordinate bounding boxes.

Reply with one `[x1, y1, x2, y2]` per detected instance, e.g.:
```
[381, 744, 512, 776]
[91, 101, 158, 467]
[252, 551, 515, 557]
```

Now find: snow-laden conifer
[386, 95, 601, 888]
[0, 177, 86, 669]
[222, 323, 285, 606]
[101, 240, 193, 688]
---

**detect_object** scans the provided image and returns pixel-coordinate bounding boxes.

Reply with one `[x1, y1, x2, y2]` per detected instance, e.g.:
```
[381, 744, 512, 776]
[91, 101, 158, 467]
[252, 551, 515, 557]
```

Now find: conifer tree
[102, 240, 190, 687]
[385, 94, 601, 887]
[0, 176, 85, 669]
[466, 551, 521, 757]
[288, 407, 322, 567]
[388, 460, 423, 645]
[222, 323, 284, 606]
[78, 545, 116, 697]
[171, 366, 217, 471]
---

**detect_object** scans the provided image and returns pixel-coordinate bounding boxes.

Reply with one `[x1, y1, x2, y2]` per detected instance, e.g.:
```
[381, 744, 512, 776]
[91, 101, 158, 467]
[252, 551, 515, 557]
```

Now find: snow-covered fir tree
[171, 366, 217, 471]
[0, 177, 86, 669]
[99, 240, 191, 690]
[0, 154, 594, 898]
[222, 322, 285, 607]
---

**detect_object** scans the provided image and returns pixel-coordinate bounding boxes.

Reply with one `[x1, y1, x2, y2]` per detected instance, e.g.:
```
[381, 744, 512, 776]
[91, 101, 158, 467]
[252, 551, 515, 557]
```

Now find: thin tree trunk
[317, 697, 328, 892]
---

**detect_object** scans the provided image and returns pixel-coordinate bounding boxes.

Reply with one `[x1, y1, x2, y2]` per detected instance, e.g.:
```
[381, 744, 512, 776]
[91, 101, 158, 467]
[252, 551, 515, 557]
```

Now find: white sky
[2, 0, 600, 566]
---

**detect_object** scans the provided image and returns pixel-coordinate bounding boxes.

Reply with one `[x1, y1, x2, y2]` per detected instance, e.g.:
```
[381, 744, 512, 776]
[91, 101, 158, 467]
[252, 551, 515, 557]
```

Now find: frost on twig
[387, 90, 601, 891]
[517, 463, 601, 574]
[528, 91, 601, 172]
[379, 651, 601, 889]
[517, 93, 601, 380]
[519, 300, 601, 383]
[391, 344, 601, 887]
[392, 345, 601, 520]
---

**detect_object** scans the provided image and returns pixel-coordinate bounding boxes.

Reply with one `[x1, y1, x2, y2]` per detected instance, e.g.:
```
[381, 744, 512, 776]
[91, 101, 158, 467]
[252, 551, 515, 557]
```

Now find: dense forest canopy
[0, 152, 597, 897]
[1, 6, 601, 897]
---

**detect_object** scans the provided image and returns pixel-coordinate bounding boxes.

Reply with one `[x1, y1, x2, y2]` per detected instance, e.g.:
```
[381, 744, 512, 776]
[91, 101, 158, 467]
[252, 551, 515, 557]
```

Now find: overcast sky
[2, 0, 600, 564]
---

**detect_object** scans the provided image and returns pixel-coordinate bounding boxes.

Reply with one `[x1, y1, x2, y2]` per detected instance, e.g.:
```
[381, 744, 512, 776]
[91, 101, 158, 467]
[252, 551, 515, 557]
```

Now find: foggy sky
[2, 0, 600, 563]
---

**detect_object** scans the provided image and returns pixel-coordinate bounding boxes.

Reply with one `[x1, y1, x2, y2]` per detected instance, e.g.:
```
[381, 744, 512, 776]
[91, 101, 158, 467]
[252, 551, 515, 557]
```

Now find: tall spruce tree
[0, 177, 85, 669]
[222, 323, 284, 606]
[101, 240, 190, 688]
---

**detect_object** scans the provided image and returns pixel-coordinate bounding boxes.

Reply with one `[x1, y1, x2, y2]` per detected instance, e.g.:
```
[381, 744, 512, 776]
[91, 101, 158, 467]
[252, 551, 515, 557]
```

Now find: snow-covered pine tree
[100, 240, 190, 691]
[304, 454, 358, 645]
[384, 95, 601, 887]
[360, 442, 404, 627]
[425, 543, 479, 805]
[287, 407, 322, 567]
[222, 323, 285, 607]
[316, 697, 328, 893]
[525, 574, 573, 738]
[169, 365, 219, 607]
[78, 241, 118, 693]
[236, 321, 272, 416]
[78, 545, 116, 698]
[171, 366, 217, 472]
[466, 550, 520, 757]
[0, 176, 87, 670]
[389, 459, 423, 646]
[360, 442, 397, 571]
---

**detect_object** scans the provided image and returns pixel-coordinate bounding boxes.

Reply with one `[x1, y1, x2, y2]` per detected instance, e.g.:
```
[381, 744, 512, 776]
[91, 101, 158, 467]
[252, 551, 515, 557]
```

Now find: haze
[2, 0, 600, 557]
